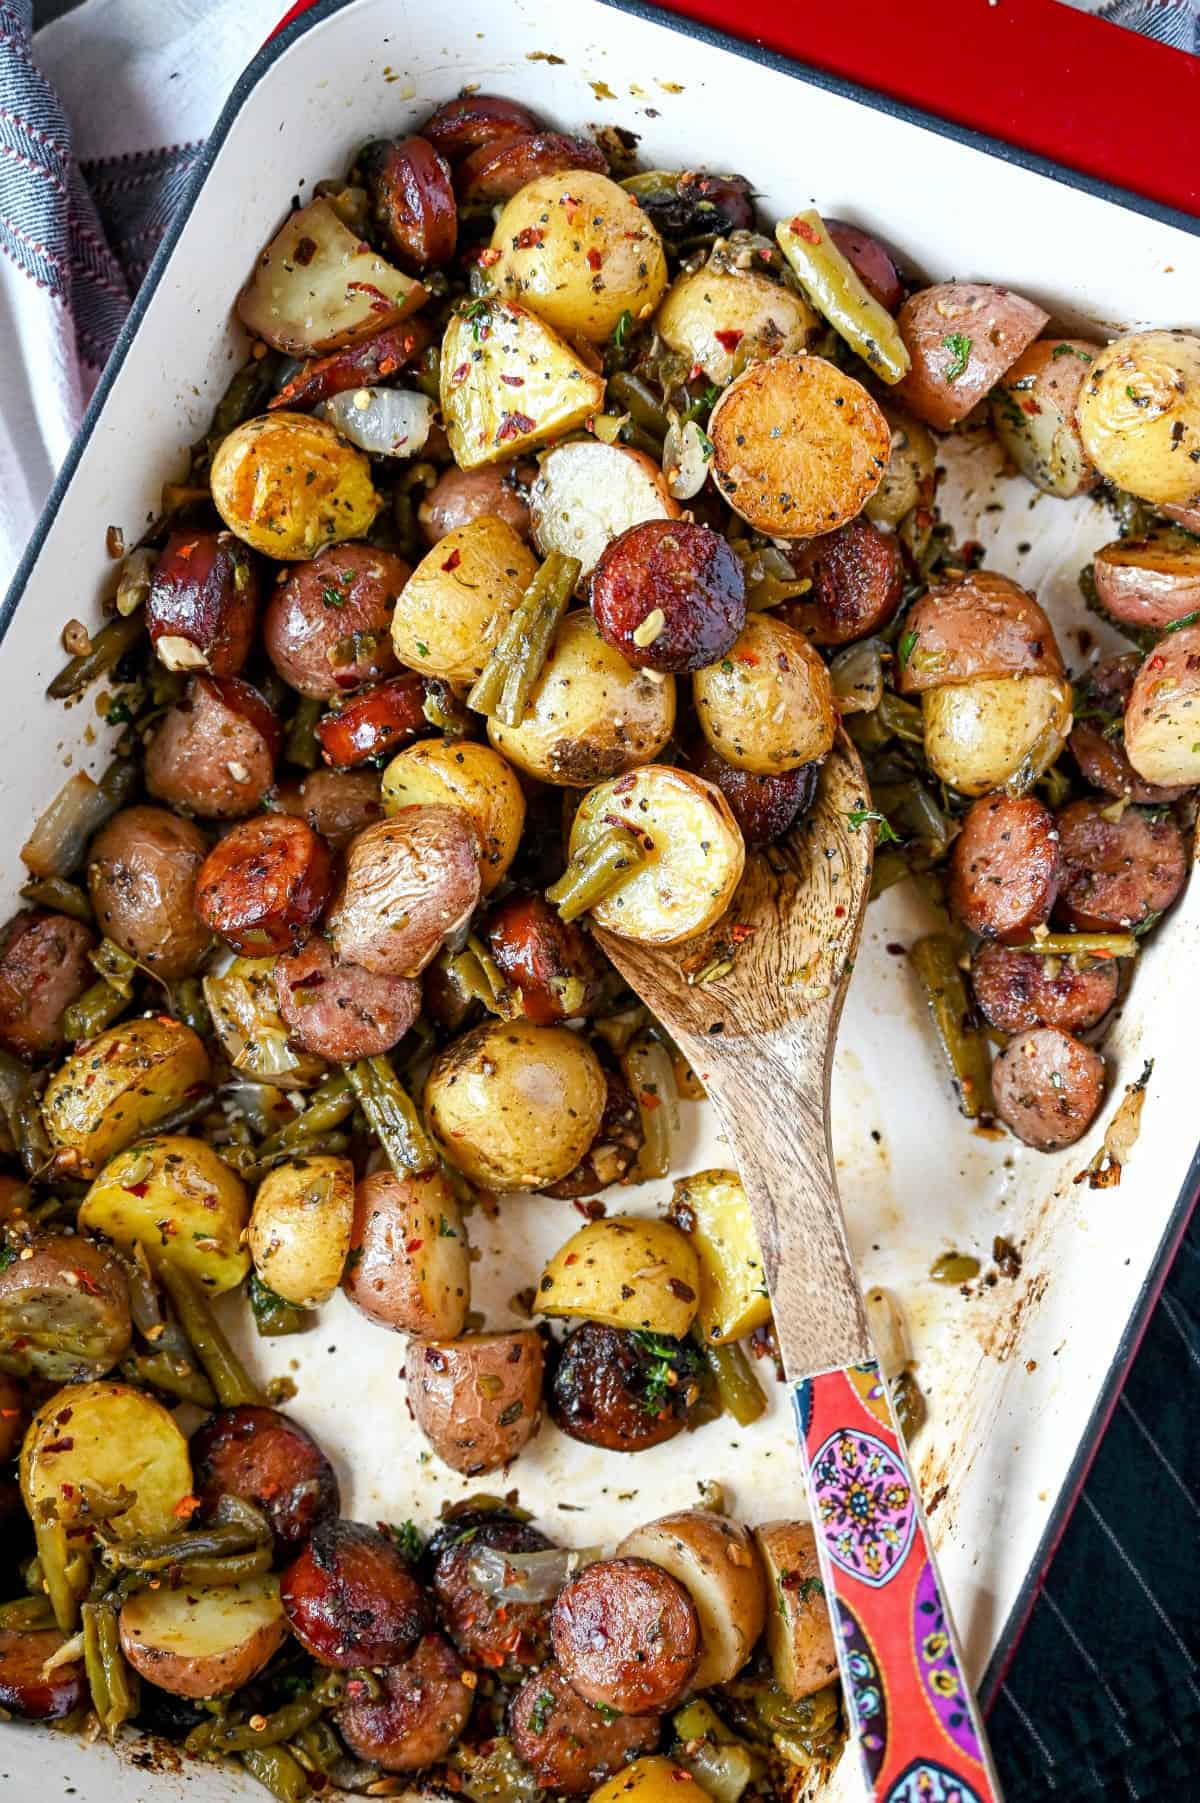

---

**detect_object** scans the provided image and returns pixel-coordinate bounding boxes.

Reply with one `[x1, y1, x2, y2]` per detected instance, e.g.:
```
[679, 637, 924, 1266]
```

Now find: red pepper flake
[346, 281, 394, 314]
[1148, 654, 1166, 672]
[714, 328, 743, 352]
[564, 1252, 580, 1266]
[687, 363, 704, 383]
[515, 226, 544, 249]
[451, 361, 470, 383]
[834, 904, 846, 918]
[405, 1237, 425, 1254]
[790, 218, 821, 244]
[638, 1090, 662, 1112]
[378, 356, 398, 376]
[586, 247, 603, 271]
[177, 540, 198, 560]
[496, 411, 536, 443]
[730, 924, 755, 944]
[174, 1494, 200, 1519]
[124, 1181, 150, 1199]
[738, 649, 760, 666]
[73, 1268, 102, 1295]
[500, 373, 525, 387]
[477, 246, 502, 267]
[441, 549, 463, 572]
[294, 236, 318, 266]
[43, 1437, 74, 1454]
[1021, 398, 1042, 416]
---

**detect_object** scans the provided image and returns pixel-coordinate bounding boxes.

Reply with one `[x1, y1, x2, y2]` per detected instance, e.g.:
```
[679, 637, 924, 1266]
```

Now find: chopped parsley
[846, 807, 900, 844]
[897, 627, 919, 667]
[104, 697, 134, 727]
[0, 1244, 15, 1271]
[321, 586, 346, 609]
[528, 1689, 557, 1734]
[797, 1574, 825, 1605]
[382, 1520, 424, 1562]
[416, 641, 429, 657]
[695, 427, 715, 460]
[632, 1329, 683, 1417]
[1051, 343, 1093, 363]
[590, 1702, 620, 1722]
[438, 1215, 458, 1238]
[942, 333, 972, 382]
[1164, 609, 1200, 633]
[611, 309, 634, 351]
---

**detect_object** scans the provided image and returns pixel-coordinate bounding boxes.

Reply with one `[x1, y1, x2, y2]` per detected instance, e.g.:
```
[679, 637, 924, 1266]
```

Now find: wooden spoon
[595, 733, 1003, 1802]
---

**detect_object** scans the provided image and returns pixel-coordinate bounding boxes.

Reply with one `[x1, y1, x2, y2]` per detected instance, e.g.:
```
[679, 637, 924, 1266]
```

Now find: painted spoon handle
[793, 1362, 1004, 1802]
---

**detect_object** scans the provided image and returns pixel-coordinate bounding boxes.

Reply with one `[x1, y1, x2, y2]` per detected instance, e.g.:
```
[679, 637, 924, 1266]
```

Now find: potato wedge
[390, 514, 539, 684]
[237, 198, 426, 355]
[342, 1168, 470, 1336]
[538, 1215, 700, 1337]
[1092, 529, 1200, 631]
[1126, 623, 1200, 787]
[923, 673, 1072, 797]
[407, 1330, 543, 1473]
[617, 1509, 766, 1688]
[23, 1381, 193, 1542]
[1077, 328, 1200, 507]
[81, 1136, 250, 1295]
[42, 1016, 211, 1179]
[381, 739, 525, 893]
[656, 267, 818, 386]
[692, 612, 837, 774]
[669, 1169, 770, 1346]
[990, 338, 1101, 498]
[589, 1757, 699, 1803]
[211, 411, 380, 562]
[530, 441, 678, 587]
[569, 765, 745, 945]
[249, 1156, 354, 1308]
[441, 300, 606, 470]
[709, 354, 889, 538]
[753, 1521, 837, 1700]
[204, 955, 327, 1089]
[895, 282, 1048, 431]
[119, 1573, 287, 1699]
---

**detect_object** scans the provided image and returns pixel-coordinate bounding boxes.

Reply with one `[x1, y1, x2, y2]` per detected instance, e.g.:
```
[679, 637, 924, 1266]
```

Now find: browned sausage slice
[457, 131, 607, 203]
[824, 219, 905, 312]
[328, 806, 481, 977]
[274, 935, 419, 1061]
[549, 1321, 703, 1452]
[360, 135, 457, 269]
[145, 676, 280, 820]
[0, 1372, 26, 1463]
[421, 93, 538, 162]
[991, 1026, 1106, 1151]
[510, 1662, 661, 1792]
[1056, 800, 1187, 932]
[947, 795, 1061, 942]
[264, 543, 408, 700]
[88, 805, 211, 981]
[550, 1557, 699, 1714]
[1069, 654, 1189, 805]
[190, 1403, 340, 1562]
[315, 675, 432, 769]
[485, 892, 602, 1024]
[0, 1628, 87, 1720]
[334, 1631, 473, 1771]
[431, 1512, 555, 1675]
[0, 909, 94, 1060]
[0, 1232, 130, 1382]
[542, 1069, 644, 1199]
[782, 518, 904, 647]
[280, 1518, 431, 1668]
[270, 320, 433, 412]
[970, 943, 1119, 1036]
[271, 768, 385, 851]
[195, 816, 333, 955]
[686, 739, 817, 848]
[146, 529, 259, 676]
[590, 520, 746, 673]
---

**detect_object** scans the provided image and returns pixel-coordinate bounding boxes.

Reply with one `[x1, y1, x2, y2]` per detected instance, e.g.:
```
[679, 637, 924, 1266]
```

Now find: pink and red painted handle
[793, 1364, 1002, 1802]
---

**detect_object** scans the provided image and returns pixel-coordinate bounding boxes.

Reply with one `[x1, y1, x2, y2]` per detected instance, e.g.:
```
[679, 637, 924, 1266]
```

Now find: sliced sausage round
[195, 815, 333, 955]
[264, 543, 408, 700]
[315, 675, 432, 769]
[418, 462, 534, 547]
[590, 520, 746, 673]
[991, 1026, 1106, 1151]
[190, 1403, 340, 1563]
[88, 805, 211, 981]
[280, 1518, 432, 1668]
[485, 892, 603, 1025]
[0, 909, 94, 1061]
[328, 806, 481, 978]
[421, 93, 538, 163]
[510, 1663, 661, 1793]
[947, 795, 1061, 943]
[274, 934, 420, 1061]
[550, 1557, 700, 1714]
[542, 1068, 644, 1200]
[824, 219, 905, 312]
[146, 529, 259, 677]
[431, 1512, 555, 1675]
[686, 739, 818, 848]
[334, 1631, 473, 1771]
[549, 1321, 704, 1452]
[457, 130, 607, 203]
[272, 768, 385, 851]
[1056, 800, 1187, 932]
[0, 1232, 131, 1382]
[971, 942, 1120, 1036]
[145, 675, 280, 820]
[270, 320, 433, 412]
[782, 518, 904, 647]
[359, 134, 457, 269]
[0, 1629, 86, 1720]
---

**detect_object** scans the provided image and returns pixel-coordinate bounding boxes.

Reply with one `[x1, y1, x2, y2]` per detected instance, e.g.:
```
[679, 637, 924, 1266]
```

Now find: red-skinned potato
[782, 517, 904, 647]
[271, 768, 385, 850]
[359, 134, 457, 268]
[144, 675, 280, 819]
[896, 572, 1065, 693]
[1092, 530, 1200, 631]
[316, 674, 432, 768]
[0, 1629, 86, 1720]
[1076, 329, 1200, 507]
[895, 282, 1048, 430]
[335, 1632, 474, 1772]
[753, 1522, 837, 1699]
[531, 441, 679, 589]
[1125, 623, 1200, 788]
[191, 1404, 340, 1562]
[484, 891, 603, 1023]
[195, 815, 333, 955]
[281, 1518, 432, 1667]
[590, 519, 746, 672]
[269, 319, 432, 411]
[146, 529, 259, 675]
[1069, 652, 1190, 803]
[693, 611, 837, 774]
[0, 1232, 130, 1382]
[824, 218, 905, 312]
[0, 908, 94, 1061]
[88, 806, 211, 981]
[418, 460, 534, 546]
[458, 130, 607, 203]
[264, 542, 408, 699]
[211, 412, 381, 560]
[119, 1573, 288, 1699]
[328, 806, 482, 977]
[990, 338, 1101, 497]
[407, 1330, 544, 1473]
[342, 1168, 470, 1336]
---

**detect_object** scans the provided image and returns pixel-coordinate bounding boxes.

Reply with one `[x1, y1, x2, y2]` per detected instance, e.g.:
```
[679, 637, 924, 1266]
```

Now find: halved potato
[211, 412, 380, 561]
[1077, 328, 1200, 507]
[669, 1169, 770, 1346]
[990, 338, 1101, 498]
[441, 300, 606, 470]
[1125, 622, 1200, 787]
[381, 739, 525, 893]
[530, 441, 678, 587]
[617, 1509, 767, 1688]
[589, 1759, 701, 1803]
[119, 1573, 287, 1699]
[922, 673, 1072, 797]
[237, 198, 426, 355]
[249, 1155, 355, 1308]
[753, 1521, 837, 1700]
[204, 955, 327, 1089]
[709, 354, 890, 538]
[896, 571, 1066, 695]
[895, 282, 1048, 431]
[80, 1136, 250, 1295]
[569, 765, 745, 945]
[693, 612, 837, 774]
[342, 1168, 470, 1336]
[390, 515, 539, 683]
[42, 1017, 211, 1179]
[407, 1330, 544, 1473]
[656, 268, 818, 386]
[538, 1215, 700, 1337]
[1092, 530, 1200, 631]
[22, 1381, 193, 1542]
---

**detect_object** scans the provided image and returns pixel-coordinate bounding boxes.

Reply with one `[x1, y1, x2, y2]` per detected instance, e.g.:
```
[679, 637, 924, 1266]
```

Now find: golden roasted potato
[22, 1381, 193, 1542]
[669, 1169, 770, 1346]
[42, 1016, 210, 1178]
[425, 1018, 606, 1192]
[753, 1521, 837, 1700]
[990, 338, 1102, 498]
[204, 955, 327, 1088]
[489, 172, 667, 342]
[80, 1136, 250, 1295]
[656, 267, 818, 386]
[248, 1155, 355, 1308]
[119, 1573, 287, 1699]
[864, 406, 937, 529]
[487, 611, 675, 786]
[539, 1215, 700, 1337]
[441, 300, 606, 470]
[211, 412, 380, 560]
[617, 1510, 767, 1688]
[237, 197, 426, 355]
[342, 1168, 470, 1336]
[589, 1757, 699, 1803]
[1125, 623, 1200, 787]
[381, 739, 525, 893]
[693, 611, 837, 774]
[390, 514, 539, 683]
[569, 765, 745, 946]
[1077, 328, 1200, 506]
[530, 441, 679, 587]
[923, 673, 1072, 796]
[407, 1330, 543, 1473]
[709, 354, 890, 538]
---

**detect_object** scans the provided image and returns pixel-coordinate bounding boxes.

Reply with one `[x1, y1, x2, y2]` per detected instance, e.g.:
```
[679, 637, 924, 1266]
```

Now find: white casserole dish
[2, 0, 1199, 1795]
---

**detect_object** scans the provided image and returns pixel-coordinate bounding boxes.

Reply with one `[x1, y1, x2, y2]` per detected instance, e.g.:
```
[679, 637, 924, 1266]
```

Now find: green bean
[617, 418, 667, 461]
[36, 1516, 80, 1634]
[608, 370, 670, 440]
[249, 1131, 351, 1179]
[190, 1693, 325, 1755]
[0, 1595, 55, 1630]
[871, 779, 954, 856]
[435, 936, 511, 1018]
[62, 978, 127, 1044]
[101, 1517, 266, 1574]
[240, 1744, 312, 1802]
[47, 613, 145, 700]
[288, 1719, 344, 1776]
[1014, 932, 1138, 960]
[621, 1030, 676, 1180]
[412, 343, 441, 401]
[775, 211, 909, 385]
[347, 1056, 437, 1176]
[90, 936, 138, 998]
[467, 551, 579, 725]
[908, 934, 993, 1120]
[285, 697, 323, 772]
[81, 1604, 110, 1728]
[696, 1334, 767, 1427]
[250, 1272, 311, 1338]
[112, 1545, 273, 1600]
[546, 827, 646, 923]
[156, 1262, 263, 1407]
[18, 876, 94, 924]
[869, 847, 911, 901]
[82, 1601, 137, 1736]
[123, 1351, 217, 1409]
[255, 1072, 355, 1162]
[208, 352, 286, 445]
[13, 1075, 52, 1177]
[140, 1089, 218, 1144]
